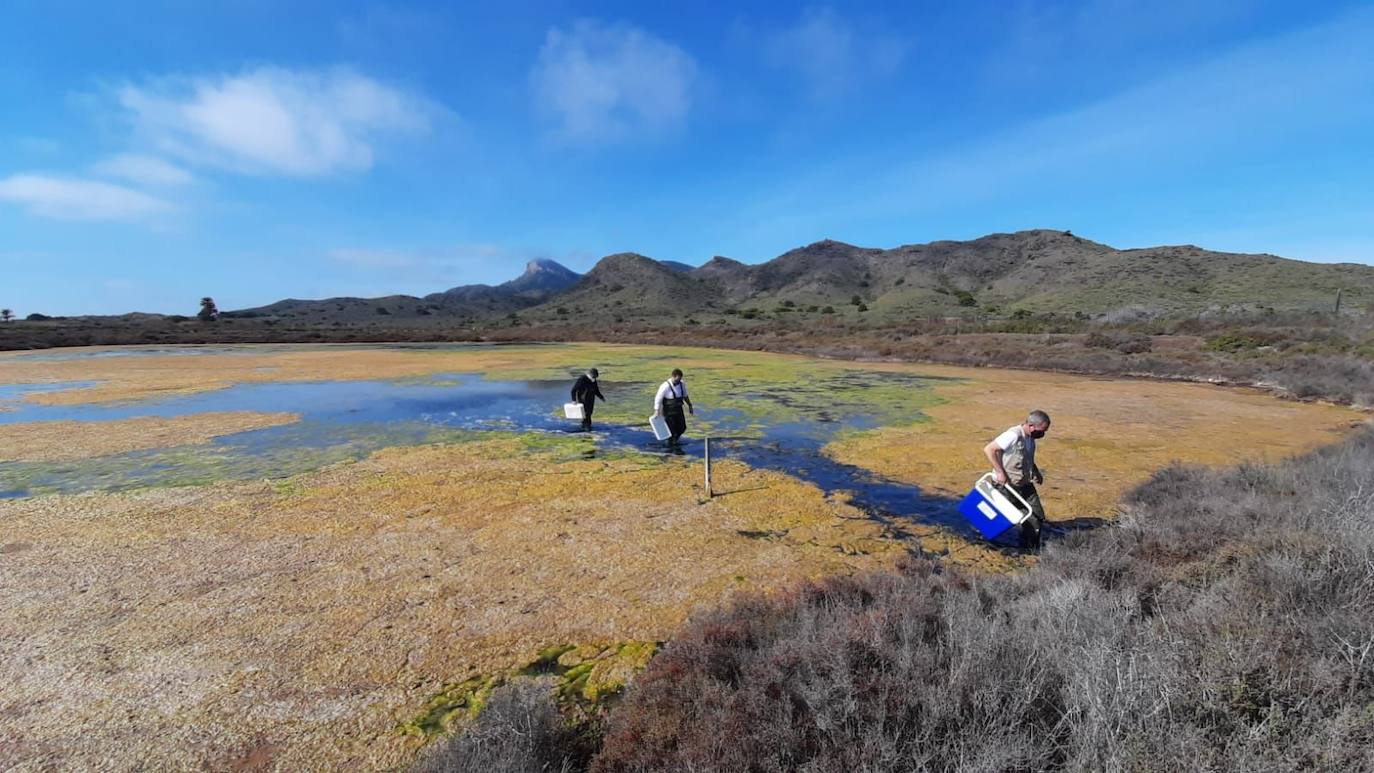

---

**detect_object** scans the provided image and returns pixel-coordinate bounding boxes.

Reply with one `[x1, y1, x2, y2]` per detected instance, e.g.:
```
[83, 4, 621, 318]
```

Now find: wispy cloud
[992, 0, 1260, 83]
[762, 7, 908, 99]
[93, 153, 194, 186]
[117, 67, 444, 176]
[531, 19, 697, 144]
[731, 5, 1374, 245]
[0, 174, 175, 220]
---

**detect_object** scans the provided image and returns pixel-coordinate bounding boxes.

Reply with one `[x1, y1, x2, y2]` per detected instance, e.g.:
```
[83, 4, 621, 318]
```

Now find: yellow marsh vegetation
[0, 343, 1363, 769]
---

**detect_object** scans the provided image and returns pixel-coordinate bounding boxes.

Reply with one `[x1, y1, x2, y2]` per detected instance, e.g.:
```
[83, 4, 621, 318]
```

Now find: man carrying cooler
[653, 368, 694, 448]
[983, 410, 1052, 550]
[570, 368, 605, 431]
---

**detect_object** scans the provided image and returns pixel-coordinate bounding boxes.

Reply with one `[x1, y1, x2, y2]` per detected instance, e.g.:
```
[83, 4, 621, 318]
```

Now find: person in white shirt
[983, 410, 1051, 550]
[653, 368, 694, 447]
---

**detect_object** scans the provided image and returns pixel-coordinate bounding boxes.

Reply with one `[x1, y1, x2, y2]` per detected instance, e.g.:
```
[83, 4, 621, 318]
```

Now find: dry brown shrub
[588, 430, 1374, 772]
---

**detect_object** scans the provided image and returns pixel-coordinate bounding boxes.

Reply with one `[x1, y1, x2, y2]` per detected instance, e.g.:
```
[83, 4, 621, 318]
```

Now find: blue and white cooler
[958, 473, 1035, 540]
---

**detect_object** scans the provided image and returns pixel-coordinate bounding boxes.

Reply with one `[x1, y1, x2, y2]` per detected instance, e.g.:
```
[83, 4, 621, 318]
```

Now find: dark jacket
[571, 374, 604, 405]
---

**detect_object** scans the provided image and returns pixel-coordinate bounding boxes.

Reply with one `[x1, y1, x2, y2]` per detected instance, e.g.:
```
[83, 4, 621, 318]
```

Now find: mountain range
[229, 259, 582, 322]
[228, 230, 1374, 325]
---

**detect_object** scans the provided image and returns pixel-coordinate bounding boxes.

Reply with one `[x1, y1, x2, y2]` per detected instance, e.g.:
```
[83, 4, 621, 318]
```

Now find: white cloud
[531, 19, 696, 143]
[0, 174, 175, 220]
[763, 7, 908, 99]
[93, 154, 194, 186]
[117, 67, 441, 176]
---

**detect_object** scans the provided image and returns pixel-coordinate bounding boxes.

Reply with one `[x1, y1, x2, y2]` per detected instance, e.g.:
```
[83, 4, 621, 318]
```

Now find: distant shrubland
[6, 308, 1374, 407]
[421, 428, 1374, 772]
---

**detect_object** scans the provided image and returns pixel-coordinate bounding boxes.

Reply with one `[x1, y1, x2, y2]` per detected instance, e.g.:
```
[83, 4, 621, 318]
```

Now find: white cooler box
[563, 402, 585, 420]
[648, 414, 672, 441]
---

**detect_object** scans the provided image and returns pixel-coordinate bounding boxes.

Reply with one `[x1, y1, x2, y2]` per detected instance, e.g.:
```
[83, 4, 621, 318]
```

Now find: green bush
[1205, 333, 1262, 352]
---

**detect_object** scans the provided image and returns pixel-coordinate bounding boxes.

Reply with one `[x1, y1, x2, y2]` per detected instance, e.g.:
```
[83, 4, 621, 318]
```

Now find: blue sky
[2, 0, 1372, 315]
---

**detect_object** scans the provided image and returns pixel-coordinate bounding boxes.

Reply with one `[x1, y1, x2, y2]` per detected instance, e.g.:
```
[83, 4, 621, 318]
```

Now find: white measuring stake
[704, 436, 713, 498]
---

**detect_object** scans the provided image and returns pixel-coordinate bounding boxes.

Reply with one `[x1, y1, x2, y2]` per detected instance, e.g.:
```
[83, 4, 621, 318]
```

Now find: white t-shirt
[654, 380, 688, 412]
[993, 425, 1036, 483]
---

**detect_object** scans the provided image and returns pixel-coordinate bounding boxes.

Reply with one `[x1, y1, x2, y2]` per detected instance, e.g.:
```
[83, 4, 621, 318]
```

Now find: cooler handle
[975, 472, 1035, 520]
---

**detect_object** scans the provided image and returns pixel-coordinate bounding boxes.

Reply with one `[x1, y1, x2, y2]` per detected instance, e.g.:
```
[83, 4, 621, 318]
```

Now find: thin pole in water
[704, 436, 713, 498]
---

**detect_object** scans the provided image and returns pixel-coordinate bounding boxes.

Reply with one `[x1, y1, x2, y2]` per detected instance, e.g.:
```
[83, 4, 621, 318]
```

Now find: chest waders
[662, 383, 687, 443]
[1003, 433, 1046, 550]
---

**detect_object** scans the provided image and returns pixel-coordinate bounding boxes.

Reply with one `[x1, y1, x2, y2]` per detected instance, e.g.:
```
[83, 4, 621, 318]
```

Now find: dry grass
[825, 364, 1363, 521]
[0, 437, 906, 771]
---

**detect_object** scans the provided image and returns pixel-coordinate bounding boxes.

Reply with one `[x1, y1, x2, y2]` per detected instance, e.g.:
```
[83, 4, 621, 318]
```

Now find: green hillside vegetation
[8, 230, 1372, 337]
[519, 253, 722, 324]
[506, 230, 1373, 327]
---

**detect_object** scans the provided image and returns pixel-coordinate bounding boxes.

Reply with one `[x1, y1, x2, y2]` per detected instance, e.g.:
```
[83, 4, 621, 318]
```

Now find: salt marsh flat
[0, 343, 1362, 770]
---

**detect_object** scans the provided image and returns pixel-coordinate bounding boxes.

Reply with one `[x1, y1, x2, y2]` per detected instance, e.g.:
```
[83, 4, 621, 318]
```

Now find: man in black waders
[983, 410, 1051, 550]
[653, 368, 693, 448]
[570, 368, 605, 431]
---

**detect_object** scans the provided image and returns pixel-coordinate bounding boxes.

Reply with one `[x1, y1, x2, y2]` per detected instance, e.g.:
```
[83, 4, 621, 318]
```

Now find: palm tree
[198, 297, 219, 321]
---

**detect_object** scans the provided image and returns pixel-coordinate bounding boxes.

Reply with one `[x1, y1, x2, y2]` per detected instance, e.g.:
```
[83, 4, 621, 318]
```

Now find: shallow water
[0, 368, 968, 535]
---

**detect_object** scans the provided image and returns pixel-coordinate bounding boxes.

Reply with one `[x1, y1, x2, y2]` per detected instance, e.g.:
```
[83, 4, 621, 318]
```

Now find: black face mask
[1030, 429, 1046, 439]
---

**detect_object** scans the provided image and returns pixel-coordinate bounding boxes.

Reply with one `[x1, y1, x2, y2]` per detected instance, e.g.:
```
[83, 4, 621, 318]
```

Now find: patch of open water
[0, 372, 985, 541]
